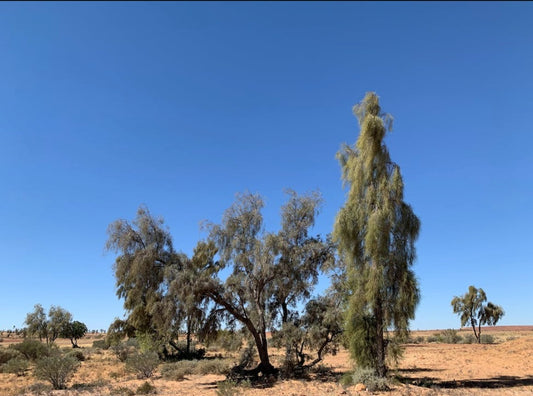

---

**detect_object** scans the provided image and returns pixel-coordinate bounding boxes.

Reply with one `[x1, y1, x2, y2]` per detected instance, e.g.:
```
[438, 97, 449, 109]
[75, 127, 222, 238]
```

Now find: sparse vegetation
[136, 381, 156, 395]
[125, 351, 160, 379]
[34, 354, 80, 390]
[1, 357, 28, 376]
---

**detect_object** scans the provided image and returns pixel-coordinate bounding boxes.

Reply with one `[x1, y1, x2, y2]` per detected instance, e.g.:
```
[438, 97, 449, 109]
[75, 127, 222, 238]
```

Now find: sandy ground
[1, 327, 532, 395]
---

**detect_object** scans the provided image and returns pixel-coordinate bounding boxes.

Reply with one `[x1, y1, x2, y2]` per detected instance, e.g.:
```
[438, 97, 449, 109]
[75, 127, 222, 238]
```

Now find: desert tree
[47, 306, 72, 344]
[25, 304, 48, 343]
[25, 305, 73, 345]
[106, 205, 207, 356]
[451, 285, 504, 343]
[333, 92, 421, 377]
[187, 190, 334, 376]
[61, 321, 88, 348]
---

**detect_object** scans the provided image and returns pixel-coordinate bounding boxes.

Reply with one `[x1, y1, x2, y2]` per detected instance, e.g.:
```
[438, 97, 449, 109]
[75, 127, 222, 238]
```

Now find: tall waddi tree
[187, 190, 335, 377]
[333, 92, 421, 377]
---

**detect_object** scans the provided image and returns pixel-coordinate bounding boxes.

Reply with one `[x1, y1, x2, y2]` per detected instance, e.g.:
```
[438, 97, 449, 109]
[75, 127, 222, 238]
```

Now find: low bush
[0, 347, 22, 365]
[440, 329, 462, 344]
[92, 339, 110, 350]
[125, 351, 159, 379]
[340, 367, 389, 392]
[67, 349, 86, 361]
[481, 334, 495, 344]
[34, 354, 80, 390]
[160, 358, 231, 380]
[10, 339, 49, 360]
[136, 381, 156, 395]
[111, 341, 136, 362]
[461, 334, 476, 344]
[2, 357, 29, 376]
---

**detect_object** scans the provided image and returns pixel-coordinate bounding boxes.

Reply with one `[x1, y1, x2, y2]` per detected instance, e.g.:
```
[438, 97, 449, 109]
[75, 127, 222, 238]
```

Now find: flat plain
[1, 326, 532, 395]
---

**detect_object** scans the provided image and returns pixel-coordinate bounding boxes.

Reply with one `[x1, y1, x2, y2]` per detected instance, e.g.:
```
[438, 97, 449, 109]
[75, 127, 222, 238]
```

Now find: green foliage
[136, 381, 156, 395]
[440, 329, 463, 344]
[62, 320, 88, 348]
[333, 92, 420, 377]
[125, 351, 160, 379]
[34, 354, 80, 390]
[215, 379, 244, 396]
[341, 367, 390, 391]
[0, 347, 22, 365]
[111, 340, 137, 362]
[92, 339, 110, 349]
[480, 334, 495, 344]
[207, 330, 243, 353]
[2, 357, 29, 376]
[10, 339, 49, 360]
[451, 286, 504, 343]
[160, 358, 231, 380]
[66, 349, 86, 361]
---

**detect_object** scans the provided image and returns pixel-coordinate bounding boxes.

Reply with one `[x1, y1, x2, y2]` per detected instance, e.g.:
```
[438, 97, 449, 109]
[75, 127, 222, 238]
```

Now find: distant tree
[188, 190, 334, 376]
[47, 306, 72, 344]
[451, 285, 504, 343]
[24, 304, 48, 343]
[62, 321, 88, 348]
[333, 92, 421, 377]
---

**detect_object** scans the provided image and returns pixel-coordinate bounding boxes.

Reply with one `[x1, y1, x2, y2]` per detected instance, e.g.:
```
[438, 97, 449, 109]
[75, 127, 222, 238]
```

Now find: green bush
[216, 379, 240, 396]
[461, 334, 476, 344]
[136, 381, 156, 395]
[160, 358, 231, 380]
[340, 367, 389, 392]
[34, 355, 80, 390]
[0, 347, 22, 365]
[92, 339, 110, 349]
[481, 334, 495, 344]
[2, 357, 29, 376]
[426, 335, 439, 343]
[67, 349, 86, 361]
[440, 329, 462, 344]
[160, 363, 188, 381]
[125, 351, 159, 379]
[111, 341, 136, 362]
[10, 339, 49, 360]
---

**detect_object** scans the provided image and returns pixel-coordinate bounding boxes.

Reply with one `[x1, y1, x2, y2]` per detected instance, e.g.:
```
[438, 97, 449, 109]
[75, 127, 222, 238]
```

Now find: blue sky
[1, 2, 532, 331]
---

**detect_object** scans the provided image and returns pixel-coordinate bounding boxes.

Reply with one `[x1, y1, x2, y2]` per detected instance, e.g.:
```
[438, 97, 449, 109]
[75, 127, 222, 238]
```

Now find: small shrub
[440, 329, 462, 344]
[160, 363, 190, 381]
[216, 379, 240, 396]
[341, 367, 389, 392]
[92, 339, 110, 349]
[481, 334, 495, 344]
[126, 351, 159, 379]
[67, 349, 86, 361]
[0, 347, 22, 365]
[34, 354, 80, 390]
[2, 357, 29, 376]
[195, 359, 231, 375]
[10, 339, 49, 360]
[136, 381, 156, 395]
[426, 334, 441, 343]
[461, 334, 476, 344]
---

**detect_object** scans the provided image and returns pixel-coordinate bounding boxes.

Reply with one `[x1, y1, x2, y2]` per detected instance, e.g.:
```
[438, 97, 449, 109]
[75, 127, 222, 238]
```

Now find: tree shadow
[397, 375, 533, 389]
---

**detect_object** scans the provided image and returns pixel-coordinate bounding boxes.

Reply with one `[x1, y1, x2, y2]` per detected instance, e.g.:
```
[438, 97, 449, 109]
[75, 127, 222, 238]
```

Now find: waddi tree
[333, 92, 421, 377]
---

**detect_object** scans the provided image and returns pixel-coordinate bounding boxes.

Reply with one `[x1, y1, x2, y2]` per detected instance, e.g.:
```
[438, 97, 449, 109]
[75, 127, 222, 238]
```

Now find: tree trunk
[186, 317, 192, 355]
[375, 298, 387, 378]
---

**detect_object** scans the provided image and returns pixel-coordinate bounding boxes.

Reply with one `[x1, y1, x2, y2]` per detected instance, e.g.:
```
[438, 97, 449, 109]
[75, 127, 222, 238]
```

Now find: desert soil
[1, 327, 532, 395]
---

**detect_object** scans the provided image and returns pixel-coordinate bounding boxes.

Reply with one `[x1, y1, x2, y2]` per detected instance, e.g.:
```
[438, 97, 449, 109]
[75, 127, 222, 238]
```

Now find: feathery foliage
[333, 92, 420, 377]
[451, 285, 504, 343]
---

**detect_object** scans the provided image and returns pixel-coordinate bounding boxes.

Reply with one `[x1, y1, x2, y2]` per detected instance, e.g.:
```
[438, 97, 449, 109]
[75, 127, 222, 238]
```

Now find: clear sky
[1, 2, 532, 332]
